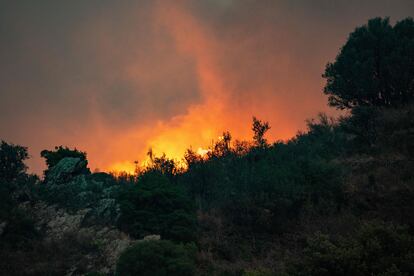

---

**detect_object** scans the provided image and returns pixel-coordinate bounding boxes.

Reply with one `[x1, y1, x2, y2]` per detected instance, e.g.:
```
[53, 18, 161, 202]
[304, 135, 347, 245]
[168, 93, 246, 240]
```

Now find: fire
[99, 1, 310, 175]
[102, 2, 254, 174]
[107, 161, 136, 175]
[197, 147, 211, 157]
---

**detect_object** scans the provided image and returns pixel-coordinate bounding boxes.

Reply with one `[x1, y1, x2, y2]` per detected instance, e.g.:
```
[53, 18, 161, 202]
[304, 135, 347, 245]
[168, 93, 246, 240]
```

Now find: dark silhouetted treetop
[323, 17, 414, 109]
[0, 140, 28, 181]
[252, 116, 271, 147]
[211, 131, 232, 158]
[146, 149, 178, 176]
[41, 146, 89, 177]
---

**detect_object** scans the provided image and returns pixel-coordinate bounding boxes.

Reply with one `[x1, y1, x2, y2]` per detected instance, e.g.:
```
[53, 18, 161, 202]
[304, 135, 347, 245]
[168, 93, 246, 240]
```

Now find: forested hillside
[1, 17, 414, 276]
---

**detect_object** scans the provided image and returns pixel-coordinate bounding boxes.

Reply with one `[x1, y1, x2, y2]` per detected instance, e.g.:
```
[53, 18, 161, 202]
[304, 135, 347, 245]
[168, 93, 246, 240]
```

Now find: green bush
[116, 240, 196, 276]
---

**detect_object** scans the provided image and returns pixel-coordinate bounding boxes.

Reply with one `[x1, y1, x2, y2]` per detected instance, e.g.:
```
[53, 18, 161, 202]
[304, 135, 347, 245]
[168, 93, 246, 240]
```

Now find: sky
[1, 0, 413, 175]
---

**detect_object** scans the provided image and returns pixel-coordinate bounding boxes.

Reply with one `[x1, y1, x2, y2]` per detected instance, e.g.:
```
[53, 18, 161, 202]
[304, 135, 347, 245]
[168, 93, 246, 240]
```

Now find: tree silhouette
[323, 17, 414, 109]
[0, 141, 28, 181]
[212, 131, 232, 157]
[41, 146, 87, 169]
[252, 116, 270, 147]
[40, 145, 89, 177]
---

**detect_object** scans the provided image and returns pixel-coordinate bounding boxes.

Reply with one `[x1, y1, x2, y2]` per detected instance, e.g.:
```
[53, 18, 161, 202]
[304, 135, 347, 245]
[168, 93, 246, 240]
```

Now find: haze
[1, 0, 413, 174]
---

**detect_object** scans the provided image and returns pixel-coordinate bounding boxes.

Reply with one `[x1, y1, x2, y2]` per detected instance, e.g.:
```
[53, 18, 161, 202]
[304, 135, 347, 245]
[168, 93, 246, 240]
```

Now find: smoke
[0, 0, 412, 174]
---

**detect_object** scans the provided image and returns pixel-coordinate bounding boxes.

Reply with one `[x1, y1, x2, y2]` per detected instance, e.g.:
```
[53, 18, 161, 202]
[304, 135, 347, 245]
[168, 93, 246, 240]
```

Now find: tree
[212, 131, 232, 157]
[252, 117, 270, 147]
[40, 146, 89, 176]
[323, 17, 414, 109]
[0, 141, 28, 182]
[41, 146, 87, 169]
[146, 152, 177, 176]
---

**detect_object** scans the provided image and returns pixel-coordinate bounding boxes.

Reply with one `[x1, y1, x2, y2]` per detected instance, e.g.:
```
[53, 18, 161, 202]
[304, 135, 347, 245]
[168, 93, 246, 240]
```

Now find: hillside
[0, 103, 413, 275]
[1, 16, 414, 276]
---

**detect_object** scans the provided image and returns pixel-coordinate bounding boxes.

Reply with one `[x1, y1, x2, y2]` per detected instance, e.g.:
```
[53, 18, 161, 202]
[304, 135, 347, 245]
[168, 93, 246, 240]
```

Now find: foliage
[290, 221, 414, 276]
[252, 117, 271, 148]
[339, 102, 414, 155]
[41, 145, 89, 176]
[180, 114, 345, 233]
[0, 207, 38, 249]
[0, 142, 40, 276]
[117, 171, 197, 242]
[145, 150, 179, 177]
[1, 230, 102, 276]
[0, 142, 38, 249]
[116, 240, 196, 276]
[366, 104, 414, 157]
[339, 106, 380, 152]
[2, 17, 414, 275]
[323, 17, 414, 109]
[0, 140, 28, 182]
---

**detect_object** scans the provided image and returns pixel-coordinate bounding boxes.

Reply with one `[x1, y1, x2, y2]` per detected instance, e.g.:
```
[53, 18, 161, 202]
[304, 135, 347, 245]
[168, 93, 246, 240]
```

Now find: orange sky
[0, 0, 413, 175]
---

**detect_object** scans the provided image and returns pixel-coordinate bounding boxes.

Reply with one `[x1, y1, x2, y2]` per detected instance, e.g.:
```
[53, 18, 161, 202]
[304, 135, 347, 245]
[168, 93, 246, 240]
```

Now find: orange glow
[101, 1, 305, 173]
[2, 1, 409, 175]
[197, 147, 211, 157]
[13, 1, 343, 175]
[107, 161, 136, 175]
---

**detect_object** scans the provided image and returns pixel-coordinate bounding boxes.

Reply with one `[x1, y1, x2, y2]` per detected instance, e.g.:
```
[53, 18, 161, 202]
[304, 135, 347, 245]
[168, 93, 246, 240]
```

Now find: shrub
[117, 171, 197, 242]
[0, 140, 28, 182]
[290, 221, 414, 276]
[40, 145, 89, 177]
[116, 240, 196, 276]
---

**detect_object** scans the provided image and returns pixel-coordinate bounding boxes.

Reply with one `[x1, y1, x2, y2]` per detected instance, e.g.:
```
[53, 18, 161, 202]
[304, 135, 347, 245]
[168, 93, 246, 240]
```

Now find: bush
[117, 171, 197, 242]
[0, 142, 38, 251]
[0, 141, 28, 182]
[116, 240, 196, 276]
[40, 145, 89, 177]
[290, 221, 414, 276]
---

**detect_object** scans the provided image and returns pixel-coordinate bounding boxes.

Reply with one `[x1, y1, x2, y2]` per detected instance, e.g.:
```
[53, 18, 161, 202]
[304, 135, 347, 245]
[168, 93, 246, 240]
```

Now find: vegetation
[1, 16, 414, 275]
[291, 221, 414, 276]
[323, 17, 414, 109]
[41, 145, 90, 177]
[117, 170, 197, 242]
[116, 240, 196, 276]
[0, 141, 28, 182]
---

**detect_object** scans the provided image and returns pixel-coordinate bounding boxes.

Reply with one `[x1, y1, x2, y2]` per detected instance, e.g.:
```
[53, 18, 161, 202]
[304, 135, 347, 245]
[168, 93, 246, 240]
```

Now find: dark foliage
[291, 221, 414, 276]
[324, 17, 414, 109]
[0, 143, 40, 275]
[0, 141, 28, 182]
[1, 16, 414, 276]
[180, 114, 346, 233]
[41, 145, 89, 176]
[117, 171, 197, 242]
[116, 240, 196, 276]
[252, 117, 271, 148]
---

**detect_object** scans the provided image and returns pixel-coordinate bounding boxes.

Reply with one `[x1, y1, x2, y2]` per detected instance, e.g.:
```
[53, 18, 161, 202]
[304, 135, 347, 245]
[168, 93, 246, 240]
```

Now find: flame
[197, 147, 211, 157]
[107, 161, 136, 175]
[102, 2, 263, 173]
[130, 2, 247, 167]
[98, 1, 327, 174]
